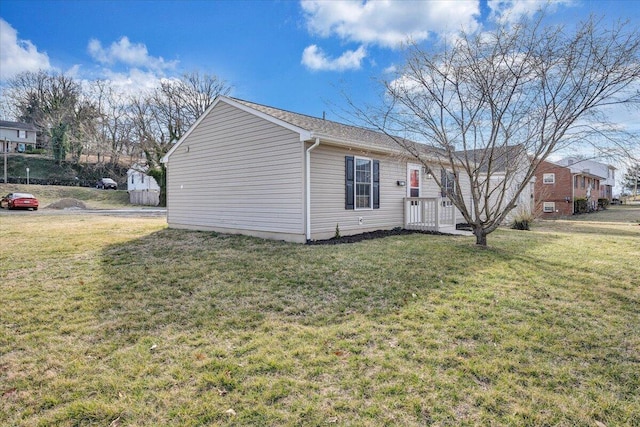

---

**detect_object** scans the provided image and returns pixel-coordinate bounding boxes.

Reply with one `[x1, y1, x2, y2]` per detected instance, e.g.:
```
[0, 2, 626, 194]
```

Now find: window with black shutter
[345, 156, 379, 210]
[345, 156, 354, 209]
[441, 168, 455, 198]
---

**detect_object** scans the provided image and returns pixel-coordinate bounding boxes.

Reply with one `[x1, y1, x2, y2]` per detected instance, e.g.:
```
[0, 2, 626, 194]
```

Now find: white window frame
[18, 130, 27, 139]
[543, 173, 555, 184]
[543, 202, 555, 213]
[354, 156, 373, 210]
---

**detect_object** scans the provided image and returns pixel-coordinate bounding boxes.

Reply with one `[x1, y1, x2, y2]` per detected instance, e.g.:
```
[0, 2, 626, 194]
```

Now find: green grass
[0, 184, 130, 209]
[564, 203, 640, 224]
[3, 154, 79, 181]
[1, 207, 638, 426]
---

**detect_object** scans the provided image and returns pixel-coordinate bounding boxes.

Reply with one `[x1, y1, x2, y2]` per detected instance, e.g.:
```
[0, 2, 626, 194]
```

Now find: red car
[0, 193, 39, 210]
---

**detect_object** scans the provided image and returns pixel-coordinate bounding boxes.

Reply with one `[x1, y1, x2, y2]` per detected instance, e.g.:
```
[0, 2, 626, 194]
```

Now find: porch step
[438, 226, 473, 236]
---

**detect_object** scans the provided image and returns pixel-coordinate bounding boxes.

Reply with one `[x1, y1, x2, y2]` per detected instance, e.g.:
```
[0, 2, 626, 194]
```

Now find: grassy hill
[2, 153, 128, 187]
[0, 183, 130, 209]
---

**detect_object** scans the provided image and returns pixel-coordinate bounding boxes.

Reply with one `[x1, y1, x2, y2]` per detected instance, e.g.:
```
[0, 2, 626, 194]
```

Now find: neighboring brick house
[556, 157, 616, 203]
[534, 160, 574, 217]
[535, 157, 611, 218]
[571, 171, 602, 211]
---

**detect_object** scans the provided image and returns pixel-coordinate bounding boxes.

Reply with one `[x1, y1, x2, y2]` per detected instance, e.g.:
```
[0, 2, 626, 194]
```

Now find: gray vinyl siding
[166, 102, 305, 240]
[308, 145, 473, 240]
[308, 144, 408, 240]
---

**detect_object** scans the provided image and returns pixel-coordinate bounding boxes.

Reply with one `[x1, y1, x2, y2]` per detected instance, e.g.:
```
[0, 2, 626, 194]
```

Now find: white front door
[408, 164, 421, 198]
[407, 164, 422, 222]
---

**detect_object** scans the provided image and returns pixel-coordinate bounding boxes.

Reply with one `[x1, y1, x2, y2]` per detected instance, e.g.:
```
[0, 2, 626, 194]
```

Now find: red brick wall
[573, 175, 601, 210]
[534, 161, 573, 218]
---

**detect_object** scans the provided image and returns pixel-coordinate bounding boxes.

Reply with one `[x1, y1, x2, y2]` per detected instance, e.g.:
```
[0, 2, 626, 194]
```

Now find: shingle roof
[164, 96, 446, 164]
[0, 120, 38, 131]
[230, 97, 434, 155]
[454, 145, 526, 173]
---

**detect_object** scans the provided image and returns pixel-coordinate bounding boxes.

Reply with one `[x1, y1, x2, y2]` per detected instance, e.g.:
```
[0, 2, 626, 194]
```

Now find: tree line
[2, 71, 231, 205]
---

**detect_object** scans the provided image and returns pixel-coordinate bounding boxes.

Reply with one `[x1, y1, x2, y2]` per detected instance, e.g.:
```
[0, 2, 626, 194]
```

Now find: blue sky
[1, 0, 637, 116]
[0, 0, 638, 185]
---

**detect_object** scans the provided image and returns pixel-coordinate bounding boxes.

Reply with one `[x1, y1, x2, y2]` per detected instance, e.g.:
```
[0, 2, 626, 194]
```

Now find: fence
[129, 190, 160, 206]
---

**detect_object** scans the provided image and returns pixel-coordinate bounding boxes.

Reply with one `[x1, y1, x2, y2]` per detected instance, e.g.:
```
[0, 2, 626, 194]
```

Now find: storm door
[407, 164, 422, 222]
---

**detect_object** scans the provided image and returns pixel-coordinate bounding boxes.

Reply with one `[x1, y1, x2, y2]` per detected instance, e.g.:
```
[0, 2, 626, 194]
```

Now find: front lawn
[0, 184, 130, 209]
[1, 209, 638, 426]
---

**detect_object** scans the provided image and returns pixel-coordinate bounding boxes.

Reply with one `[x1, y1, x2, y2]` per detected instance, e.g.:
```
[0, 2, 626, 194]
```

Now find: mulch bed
[306, 227, 450, 245]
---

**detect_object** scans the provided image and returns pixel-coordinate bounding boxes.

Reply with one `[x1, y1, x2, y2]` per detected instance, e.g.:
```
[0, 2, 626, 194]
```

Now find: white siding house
[127, 165, 161, 206]
[162, 97, 471, 243]
[0, 121, 38, 152]
[556, 157, 616, 201]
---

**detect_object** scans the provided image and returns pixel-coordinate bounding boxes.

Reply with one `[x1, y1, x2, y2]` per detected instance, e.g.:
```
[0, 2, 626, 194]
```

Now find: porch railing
[404, 197, 456, 231]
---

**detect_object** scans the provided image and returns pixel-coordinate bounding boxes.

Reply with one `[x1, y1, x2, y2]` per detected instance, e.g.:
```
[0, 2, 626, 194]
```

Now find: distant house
[456, 145, 535, 224]
[534, 160, 574, 217]
[161, 96, 473, 243]
[556, 158, 616, 202]
[127, 165, 160, 206]
[0, 121, 38, 153]
[534, 157, 613, 217]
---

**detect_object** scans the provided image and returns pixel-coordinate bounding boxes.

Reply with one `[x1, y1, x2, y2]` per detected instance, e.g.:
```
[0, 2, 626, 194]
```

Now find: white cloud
[301, 44, 367, 71]
[94, 68, 166, 96]
[0, 18, 50, 81]
[301, 0, 481, 48]
[488, 0, 574, 24]
[383, 65, 397, 74]
[88, 36, 177, 72]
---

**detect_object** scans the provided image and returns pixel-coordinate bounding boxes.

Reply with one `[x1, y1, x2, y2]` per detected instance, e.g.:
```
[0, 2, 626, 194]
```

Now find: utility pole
[3, 138, 7, 184]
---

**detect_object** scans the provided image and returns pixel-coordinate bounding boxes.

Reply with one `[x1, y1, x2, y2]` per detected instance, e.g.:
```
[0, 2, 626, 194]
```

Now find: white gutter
[305, 137, 321, 241]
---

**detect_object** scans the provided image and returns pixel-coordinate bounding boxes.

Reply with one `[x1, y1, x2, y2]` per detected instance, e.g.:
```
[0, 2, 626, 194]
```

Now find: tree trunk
[474, 227, 488, 246]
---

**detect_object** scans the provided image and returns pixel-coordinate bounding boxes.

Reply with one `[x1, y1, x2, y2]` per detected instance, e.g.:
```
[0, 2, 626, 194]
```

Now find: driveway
[0, 208, 167, 218]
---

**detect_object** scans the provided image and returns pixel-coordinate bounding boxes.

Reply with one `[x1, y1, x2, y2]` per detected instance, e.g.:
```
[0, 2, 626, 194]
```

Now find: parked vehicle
[96, 178, 118, 190]
[0, 193, 39, 210]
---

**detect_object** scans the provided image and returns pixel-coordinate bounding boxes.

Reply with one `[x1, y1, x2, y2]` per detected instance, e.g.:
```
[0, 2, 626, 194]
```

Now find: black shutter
[345, 156, 354, 210]
[441, 168, 447, 198]
[373, 160, 380, 209]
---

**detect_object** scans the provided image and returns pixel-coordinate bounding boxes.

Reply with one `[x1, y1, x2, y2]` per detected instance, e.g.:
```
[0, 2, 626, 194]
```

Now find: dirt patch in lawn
[46, 198, 88, 210]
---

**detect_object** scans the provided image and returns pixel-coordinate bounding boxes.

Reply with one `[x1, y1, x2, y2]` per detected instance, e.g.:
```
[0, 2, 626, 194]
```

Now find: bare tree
[358, 14, 640, 246]
[87, 80, 138, 166]
[622, 162, 640, 197]
[6, 71, 98, 165]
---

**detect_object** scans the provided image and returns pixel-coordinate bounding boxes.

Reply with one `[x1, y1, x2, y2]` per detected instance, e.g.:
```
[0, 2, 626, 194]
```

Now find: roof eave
[307, 132, 445, 164]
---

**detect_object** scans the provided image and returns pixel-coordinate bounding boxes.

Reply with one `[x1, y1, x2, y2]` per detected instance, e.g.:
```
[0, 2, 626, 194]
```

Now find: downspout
[305, 137, 320, 241]
[571, 173, 575, 214]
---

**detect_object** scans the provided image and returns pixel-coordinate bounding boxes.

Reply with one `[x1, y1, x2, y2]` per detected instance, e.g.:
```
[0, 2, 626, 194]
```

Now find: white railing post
[404, 198, 409, 227]
[452, 203, 457, 226]
[435, 199, 440, 230]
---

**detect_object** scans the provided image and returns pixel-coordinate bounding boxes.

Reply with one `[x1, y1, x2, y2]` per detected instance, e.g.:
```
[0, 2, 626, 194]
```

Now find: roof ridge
[228, 96, 384, 135]
[0, 120, 38, 130]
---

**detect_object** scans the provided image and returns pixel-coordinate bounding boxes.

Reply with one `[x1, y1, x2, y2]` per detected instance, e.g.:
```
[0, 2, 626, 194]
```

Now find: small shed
[127, 165, 160, 206]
